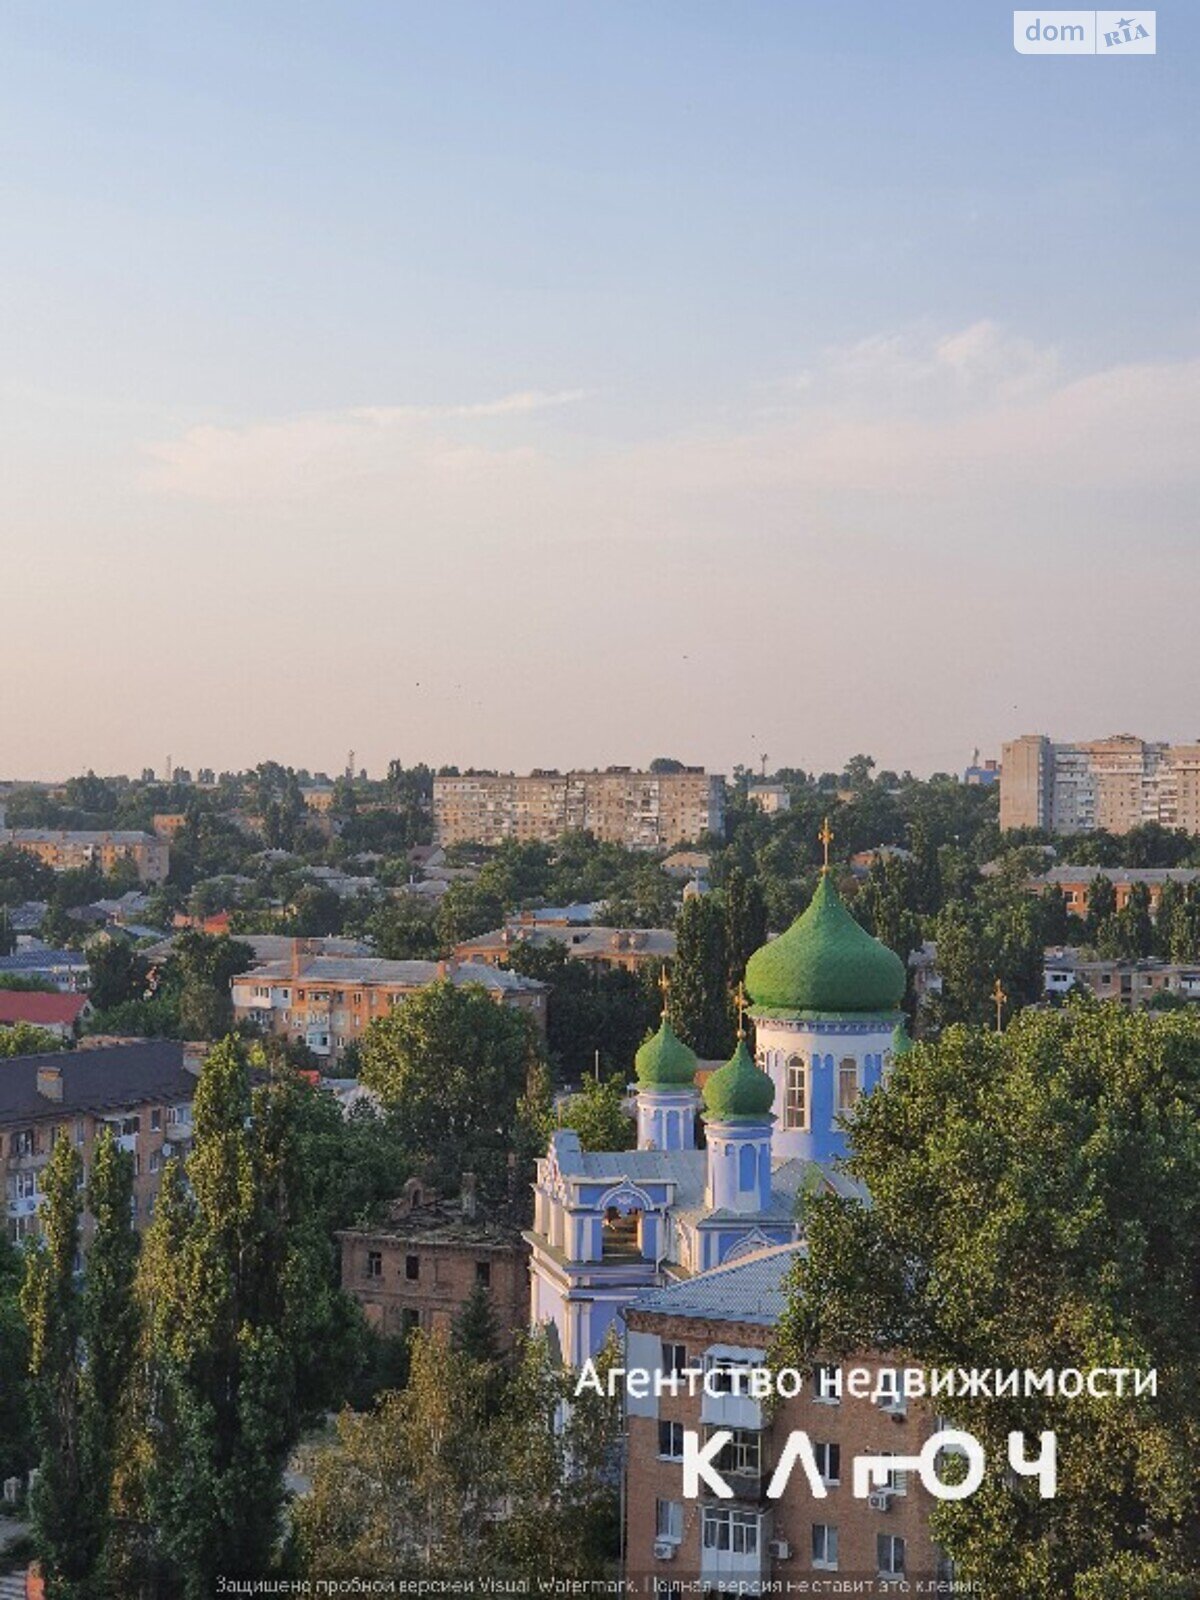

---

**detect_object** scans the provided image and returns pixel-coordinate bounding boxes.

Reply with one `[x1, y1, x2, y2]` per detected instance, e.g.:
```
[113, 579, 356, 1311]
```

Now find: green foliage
[556, 1074, 636, 1152]
[0, 1231, 31, 1480]
[501, 940, 662, 1079]
[358, 980, 546, 1203]
[85, 933, 149, 1012]
[775, 1002, 1200, 1597]
[0, 1023, 66, 1057]
[434, 880, 505, 948]
[670, 895, 734, 1058]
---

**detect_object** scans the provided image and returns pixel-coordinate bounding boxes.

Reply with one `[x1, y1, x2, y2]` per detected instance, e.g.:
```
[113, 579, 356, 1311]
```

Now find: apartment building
[624, 1244, 946, 1590]
[0, 827, 170, 883]
[230, 944, 547, 1066]
[1000, 735, 1200, 834]
[1031, 865, 1200, 919]
[454, 920, 675, 973]
[339, 1175, 527, 1350]
[433, 767, 725, 849]
[1043, 948, 1200, 1008]
[1, 1039, 196, 1244]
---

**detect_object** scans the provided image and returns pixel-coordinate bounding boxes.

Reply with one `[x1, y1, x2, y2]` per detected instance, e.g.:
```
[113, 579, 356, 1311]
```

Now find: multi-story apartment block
[339, 1175, 527, 1349]
[433, 767, 725, 849]
[1001, 735, 1200, 835]
[1031, 865, 1200, 919]
[1043, 948, 1200, 1008]
[624, 1244, 946, 1590]
[0, 827, 170, 883]
[454, 920, 675, 973]
[230, 944, 547, 1066]
[0, 1039, 196, 1244]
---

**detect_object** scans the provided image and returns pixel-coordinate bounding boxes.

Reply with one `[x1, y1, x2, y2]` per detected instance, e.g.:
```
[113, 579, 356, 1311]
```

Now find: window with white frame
[875, 1369, 906, 1414]
[877, 1533, 906, 1577]
[710, 1427, 762, 1478]
[836, 1058, 859, 1115]
[662, 1341, 687, 1377]
[704, 1354, 755, 1394]
[658, 1420, 685, 1459]
[784, 1056, 808, 1130]
[811, 1523, 839, 1570]
[813, 1441, 841, 1486]
[702, 1507, 759, 1556]
[655, 1499, 683, 1543]
[881, 1453, 908, 1494]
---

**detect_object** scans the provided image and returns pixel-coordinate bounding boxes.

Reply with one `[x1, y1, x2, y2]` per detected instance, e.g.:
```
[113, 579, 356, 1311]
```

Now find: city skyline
[4, 2, 1198, 779]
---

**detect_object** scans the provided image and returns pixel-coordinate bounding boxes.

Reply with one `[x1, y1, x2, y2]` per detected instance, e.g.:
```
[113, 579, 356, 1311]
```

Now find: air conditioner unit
[868, 1490, 894, 1512]
[653, 1541, 677, 1561]
[767, 1538, 791, 1559]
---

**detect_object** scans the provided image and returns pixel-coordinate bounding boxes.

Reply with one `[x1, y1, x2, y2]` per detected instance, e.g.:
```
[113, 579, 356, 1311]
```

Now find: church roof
[744, 872, 906, 1016]
[628, 1241, 805, 1326]
[702, 1038, 775, 1122]
[635, 1015, 699, 1088]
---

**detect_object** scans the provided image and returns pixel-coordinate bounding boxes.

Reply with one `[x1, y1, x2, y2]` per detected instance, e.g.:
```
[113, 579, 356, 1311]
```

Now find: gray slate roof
[629, 1241, 805, 1325]
[0, 1040, 193, 1124]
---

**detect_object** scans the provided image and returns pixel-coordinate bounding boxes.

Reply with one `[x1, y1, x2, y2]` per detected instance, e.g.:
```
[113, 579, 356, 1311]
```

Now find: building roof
[745, 873, 906, 1017]
[235, 954, 545, 993]
[1035, 866, 1200, 887]
[0, 1040, 193, 1124]
[0, 828, 158, 846]
[629, 1241, 805, 1326]
[0, 948, 88, 973]
[459, 924, 674, 960]
[634, 1014, 699, 1088]
[0, 992, 89, 1028]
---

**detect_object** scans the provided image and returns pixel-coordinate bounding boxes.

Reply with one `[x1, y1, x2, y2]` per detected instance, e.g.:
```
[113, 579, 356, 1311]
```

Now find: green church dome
[635, 1016, 699, 1088]
[703, 1038, 775, 1122]
[744, 873, 906, 1016]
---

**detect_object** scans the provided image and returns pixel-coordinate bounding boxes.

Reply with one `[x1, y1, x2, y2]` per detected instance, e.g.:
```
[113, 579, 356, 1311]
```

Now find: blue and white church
[526, 859, 910, 1365]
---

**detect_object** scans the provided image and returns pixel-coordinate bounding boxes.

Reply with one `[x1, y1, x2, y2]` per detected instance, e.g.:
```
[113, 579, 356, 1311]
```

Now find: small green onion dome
[891, 1021, 914, 1057]
[635, 1016, 699, 1088]
[745, 873, 906, 1015]
[702, 1038, 775, 1122]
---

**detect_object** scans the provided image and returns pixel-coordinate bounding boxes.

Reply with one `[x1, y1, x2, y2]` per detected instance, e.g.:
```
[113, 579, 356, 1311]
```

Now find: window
[401, 1308, 420, 1334]
[875, 1371, 906, 1414]
[366, 1251, 383, 1279]
[836, 1059, 859, 1115]
[475, 1260, 491, 1287]
[702, 1507, 759, 1556]
[705, 1355, 754, 1394]
[811, 1523, 838, 1570]
[150, 1108, 162, 1132]
[149, 1150, 162, 1174]
[877, 1534, 906, 1578]
[655, 1499, 683, 1543]
[711, 1428, 762, 1479]
[13, 1130, 35, 1157]
[784, 1056, 807, 1131]
[405, 1254, 420, 1281]
[814, 1365, 841, 1404]
[813, 1442, 840, 1486]
[75, 1121, 85, 1146]
[881, 1453, 908, 1494]
[16, 1172, 36, 1200]
[663, 1341, 687, 1377]
[658, 1420, 685, 1460]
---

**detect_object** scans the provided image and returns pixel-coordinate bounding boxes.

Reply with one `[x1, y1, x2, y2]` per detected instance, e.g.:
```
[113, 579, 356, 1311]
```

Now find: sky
[3, 1, 1198, 782]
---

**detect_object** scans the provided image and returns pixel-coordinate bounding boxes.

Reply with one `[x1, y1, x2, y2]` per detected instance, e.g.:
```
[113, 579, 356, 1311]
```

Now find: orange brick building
[0, 827, 170, 884]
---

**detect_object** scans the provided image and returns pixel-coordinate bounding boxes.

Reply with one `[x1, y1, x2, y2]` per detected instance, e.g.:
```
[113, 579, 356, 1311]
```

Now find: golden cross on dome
[658, 965, 671, 1013]
[992, 977, 1008, 1033]
[733, 981, 748, 1040]
[818, 816, 834, 872]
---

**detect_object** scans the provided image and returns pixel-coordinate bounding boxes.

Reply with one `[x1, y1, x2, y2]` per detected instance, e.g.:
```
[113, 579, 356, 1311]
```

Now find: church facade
[525, 866, 910, 1366]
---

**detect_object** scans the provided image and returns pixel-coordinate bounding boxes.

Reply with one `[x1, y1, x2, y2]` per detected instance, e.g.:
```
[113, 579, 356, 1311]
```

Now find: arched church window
[836, 1057, 860, 1115]
[738, 1142, 756, 1191]
[784, 1055, 807, 1130]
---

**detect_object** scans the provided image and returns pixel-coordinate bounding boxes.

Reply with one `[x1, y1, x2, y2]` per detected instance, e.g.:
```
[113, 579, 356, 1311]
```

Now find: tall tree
[1086, 873, 1117, 944]
[670, 895, 734, 1058]
[723, 868, 768, 991]
[775, 1002, 1200, 1598]
[0, 1231, 31, 1481]
[21, 1134, 91, 1599]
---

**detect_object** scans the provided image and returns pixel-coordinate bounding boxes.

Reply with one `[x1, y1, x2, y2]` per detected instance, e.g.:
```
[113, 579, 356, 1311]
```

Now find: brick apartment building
[0, 827, 170, 883]
[1, 1039, 197, 1244]
[1029, 865, 1200, 919]
[433, 767, 725, 850]
[1001, 735, 1200, 834]
[229, 943, 546, 1067]
[624, 1245, 946, 1591]
[454, 920, 675, 974]
[339, 1176, 527, 1348]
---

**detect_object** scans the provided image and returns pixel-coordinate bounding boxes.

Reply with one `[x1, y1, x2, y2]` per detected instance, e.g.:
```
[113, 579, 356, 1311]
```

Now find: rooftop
[234, 955, 545, 992]
[628, 1241, 805, 1326]
[0, 828, 159, 846]
[0, 1039, 194, 1124]
[0, 992, 89, 1028]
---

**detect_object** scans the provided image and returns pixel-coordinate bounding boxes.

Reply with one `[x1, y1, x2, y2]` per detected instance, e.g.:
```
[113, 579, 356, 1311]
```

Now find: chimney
[36, 1065, 63, 1103]
[462, 1171, 477, 1220]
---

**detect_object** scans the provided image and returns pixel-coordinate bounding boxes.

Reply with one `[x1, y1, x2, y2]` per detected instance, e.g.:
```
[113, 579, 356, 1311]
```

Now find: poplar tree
[670, 895, 734, 1058]
[723, 868, 768, 991]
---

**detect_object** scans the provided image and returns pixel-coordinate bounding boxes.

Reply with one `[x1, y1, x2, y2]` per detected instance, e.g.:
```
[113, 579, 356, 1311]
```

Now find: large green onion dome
[745, 872, 906, 1015]
[635, 1015, 699, 1088]
[702, 1038, 775, 1122]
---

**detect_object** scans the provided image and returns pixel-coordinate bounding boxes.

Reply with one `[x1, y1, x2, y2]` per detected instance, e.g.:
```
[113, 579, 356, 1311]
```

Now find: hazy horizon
[5, 3, 1197, 783]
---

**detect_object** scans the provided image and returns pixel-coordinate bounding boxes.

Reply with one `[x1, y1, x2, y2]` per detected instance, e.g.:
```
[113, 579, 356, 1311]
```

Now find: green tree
[775, 1002, 1200, 1598]
[0, 1023, 66, 1057]
[556, 1074, 636, 1152]
[168, 930, 254, 1039]
[358, 980, 545, 1200]
[86, 933, 148, 1013]
[0, 1230, 31, 1481]
[1098, 881, 1155, 960]
[670, 895, 733, 1058]
[1086, 873, 1117, 944]
[723, 868, 768, 990]
[434, 881, 505, 948]
[21, 1134, 92, 1599]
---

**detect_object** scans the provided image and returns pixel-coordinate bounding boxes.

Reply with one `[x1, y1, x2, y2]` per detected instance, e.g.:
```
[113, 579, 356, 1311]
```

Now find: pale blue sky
[4, 3, 1197, 779]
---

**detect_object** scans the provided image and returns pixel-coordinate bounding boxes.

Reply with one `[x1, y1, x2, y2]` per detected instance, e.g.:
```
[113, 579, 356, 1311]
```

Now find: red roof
[0, 991, 89, 1028]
